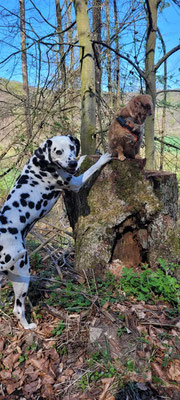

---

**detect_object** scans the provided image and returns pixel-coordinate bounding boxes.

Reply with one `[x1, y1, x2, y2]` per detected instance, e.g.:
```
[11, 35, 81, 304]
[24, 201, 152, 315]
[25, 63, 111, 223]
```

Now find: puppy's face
[130, 95, 153, 124]
[35, 135, 80, 173]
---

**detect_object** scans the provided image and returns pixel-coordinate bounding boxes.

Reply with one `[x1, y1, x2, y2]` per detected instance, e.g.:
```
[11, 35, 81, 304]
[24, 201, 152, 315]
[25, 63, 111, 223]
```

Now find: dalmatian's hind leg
[8, 252, 37, 330]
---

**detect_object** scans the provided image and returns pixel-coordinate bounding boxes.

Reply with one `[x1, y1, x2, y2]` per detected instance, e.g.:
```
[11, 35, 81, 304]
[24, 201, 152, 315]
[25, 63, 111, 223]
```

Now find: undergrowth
[44, 259, 179, 312]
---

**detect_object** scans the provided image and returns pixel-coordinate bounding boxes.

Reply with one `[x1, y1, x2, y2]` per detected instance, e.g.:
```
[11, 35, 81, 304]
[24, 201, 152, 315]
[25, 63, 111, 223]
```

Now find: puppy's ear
[68, 135, 80, 157]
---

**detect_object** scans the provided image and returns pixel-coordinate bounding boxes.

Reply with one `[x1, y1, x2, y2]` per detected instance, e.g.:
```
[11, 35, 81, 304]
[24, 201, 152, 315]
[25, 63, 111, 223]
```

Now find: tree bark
[64, 158, 179, 276]
[55, 0, 66, 90]
[157, 28, 167, 171]
[106, 0, 113, 108]
[144, 0, 161, 169]
[73, 0, 96, 154]
[19, 0, 31, 138]
[113, 0, 120, 107]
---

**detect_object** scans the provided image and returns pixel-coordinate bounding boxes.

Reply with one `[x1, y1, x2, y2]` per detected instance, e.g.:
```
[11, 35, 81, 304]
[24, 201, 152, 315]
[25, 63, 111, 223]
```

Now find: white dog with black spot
[0, 135, 111, 329]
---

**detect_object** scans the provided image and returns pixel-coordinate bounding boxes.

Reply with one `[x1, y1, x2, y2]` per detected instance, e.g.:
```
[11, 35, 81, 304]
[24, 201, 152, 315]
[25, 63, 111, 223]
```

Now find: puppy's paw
[118, 154, 126, 161]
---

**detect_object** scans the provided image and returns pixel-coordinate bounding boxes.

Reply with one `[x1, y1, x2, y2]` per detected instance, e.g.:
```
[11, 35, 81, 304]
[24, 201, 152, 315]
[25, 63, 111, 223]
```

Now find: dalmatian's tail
[0, 250, 26, 271]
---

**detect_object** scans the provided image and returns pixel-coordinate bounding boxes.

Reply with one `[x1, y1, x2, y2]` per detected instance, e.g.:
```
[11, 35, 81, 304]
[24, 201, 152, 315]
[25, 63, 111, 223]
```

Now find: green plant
[30, 252, 42, 269]
[117, 327, 127, 337]
[125, 359, 135, 372]
[18, 354, 28, 363]
[119, 260, 179, 305]
[51, 320, 65, 336]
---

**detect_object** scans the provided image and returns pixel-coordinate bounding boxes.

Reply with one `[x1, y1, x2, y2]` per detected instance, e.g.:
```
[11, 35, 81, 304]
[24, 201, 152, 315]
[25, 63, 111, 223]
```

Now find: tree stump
[64, 157, 179, 276]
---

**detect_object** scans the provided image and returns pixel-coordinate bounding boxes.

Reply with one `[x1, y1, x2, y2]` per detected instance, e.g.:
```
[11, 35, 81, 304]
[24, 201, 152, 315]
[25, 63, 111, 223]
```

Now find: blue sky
[0, 0, 179, 89]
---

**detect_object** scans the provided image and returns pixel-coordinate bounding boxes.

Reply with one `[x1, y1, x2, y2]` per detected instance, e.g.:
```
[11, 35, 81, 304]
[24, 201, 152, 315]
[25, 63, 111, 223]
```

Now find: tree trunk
[106, 0, 113, 108]
[19, 0, 31, 138]
[55, 0, 66, 90]
[93, 0, 102, 102]
[113, 0, 120, 107]
[73, 0, 96, 155]
[64, 159, 179, 276]
[157, 28, 167, 171]
[144, 0, 161, 169]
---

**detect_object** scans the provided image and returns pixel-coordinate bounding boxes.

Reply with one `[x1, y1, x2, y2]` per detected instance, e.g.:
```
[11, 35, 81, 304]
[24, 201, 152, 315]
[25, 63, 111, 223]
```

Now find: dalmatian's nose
[69, 160, 77, 170]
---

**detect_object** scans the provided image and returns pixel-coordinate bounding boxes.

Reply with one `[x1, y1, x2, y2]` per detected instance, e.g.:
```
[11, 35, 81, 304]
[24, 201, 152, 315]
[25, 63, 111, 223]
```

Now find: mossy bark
[64, 158, 179, 276]
[73, 0, 96, 155]
[144, 0, 160, 169]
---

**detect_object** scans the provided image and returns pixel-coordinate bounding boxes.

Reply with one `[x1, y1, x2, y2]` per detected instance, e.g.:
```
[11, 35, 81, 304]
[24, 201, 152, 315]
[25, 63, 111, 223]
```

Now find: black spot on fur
[2, 206, 11, 213]
[46, 167, 56, 173]
[20, 216, 26, 223]
[10, 265, 14, 271]
[32, 157, 39, 167]
[20, 260, 24, 268]
[22, 292, 26, 297]
[36, 200, 43, 210]
[13, 201, 19, 208]
[26, 212, 30, 219]
[25, 252, 28, 264]
[5, 254, 11, 263]
[8, 227, 18, 235]
[39, 171, 47, 177]
[7, 194, 11, 201]
[17, 175, 29, 185]
[21, 193, 30, 199]
[20, 199, 27, 207]
[0, 245, 3, 251]
[0, 228, 7, 233]
[28, 201, 35, 209]
[16, 299, 22, 307]
[0, 215, 8, 224]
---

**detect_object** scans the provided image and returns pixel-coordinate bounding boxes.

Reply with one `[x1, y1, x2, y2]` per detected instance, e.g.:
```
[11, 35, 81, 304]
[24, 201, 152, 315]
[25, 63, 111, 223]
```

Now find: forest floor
[0, 214, 179, 400]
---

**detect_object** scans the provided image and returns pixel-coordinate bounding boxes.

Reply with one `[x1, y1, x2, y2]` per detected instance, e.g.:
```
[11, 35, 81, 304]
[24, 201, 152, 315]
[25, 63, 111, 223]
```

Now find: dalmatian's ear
[68, 135, 80, 157]
[34, 139, 52, 163]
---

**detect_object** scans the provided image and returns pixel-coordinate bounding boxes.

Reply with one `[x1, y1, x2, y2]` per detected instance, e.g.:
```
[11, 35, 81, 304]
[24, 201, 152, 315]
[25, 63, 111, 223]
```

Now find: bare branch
[154, 44, 180, 71]
[92, 40, 147, 82]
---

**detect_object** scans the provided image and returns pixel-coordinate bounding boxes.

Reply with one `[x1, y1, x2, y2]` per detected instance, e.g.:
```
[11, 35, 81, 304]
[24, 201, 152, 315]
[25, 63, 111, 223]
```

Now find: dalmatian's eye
[56, 150, 62, 155]
[70, 145, 75, 151]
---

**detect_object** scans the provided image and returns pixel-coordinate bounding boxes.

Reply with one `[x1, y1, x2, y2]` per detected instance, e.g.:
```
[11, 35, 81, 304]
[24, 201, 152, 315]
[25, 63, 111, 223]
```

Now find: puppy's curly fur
[108, 94, 153, 161]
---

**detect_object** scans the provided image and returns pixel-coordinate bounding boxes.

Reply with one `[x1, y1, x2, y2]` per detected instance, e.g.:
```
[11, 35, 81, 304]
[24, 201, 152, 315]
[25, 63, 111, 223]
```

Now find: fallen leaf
[167, 360, 180, 382]
[23, 379, 42, 396]
[0, 370, 11, 379]
[6, 381, 20, 395]
[3, 353, 20, 370]
[0, 337, 4, 351]
[41, 383, 55, 399]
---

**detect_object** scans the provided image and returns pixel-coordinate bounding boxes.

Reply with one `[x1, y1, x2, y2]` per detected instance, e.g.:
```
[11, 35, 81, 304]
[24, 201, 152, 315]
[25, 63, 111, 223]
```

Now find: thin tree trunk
[93, 0, 105, 149]
[144, 0, 161, 169]
[19, 0, 31, 138]
[113, 0, 120, 107]
[66, 0, 74, 76]
[93, 0, 102, 101]
[157, 28, 167, 171]
[106, 0, 113, 108]
[55, 0, 66, 90]
[73, 0, 96, 154]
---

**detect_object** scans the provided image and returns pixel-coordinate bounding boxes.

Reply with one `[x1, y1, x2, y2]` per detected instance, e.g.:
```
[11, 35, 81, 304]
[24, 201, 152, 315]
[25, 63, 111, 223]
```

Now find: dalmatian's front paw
[24, 322, 37, 330]
[98, 153, 112, 166]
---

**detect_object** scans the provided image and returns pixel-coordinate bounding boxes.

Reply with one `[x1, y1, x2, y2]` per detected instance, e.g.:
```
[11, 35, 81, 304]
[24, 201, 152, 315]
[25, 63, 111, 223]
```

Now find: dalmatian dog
[0, 135, 111, 329]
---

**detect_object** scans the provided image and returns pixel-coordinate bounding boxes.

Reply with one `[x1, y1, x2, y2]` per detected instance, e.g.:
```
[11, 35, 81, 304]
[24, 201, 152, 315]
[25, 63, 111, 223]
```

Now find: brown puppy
[108, 94, 153, 160]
